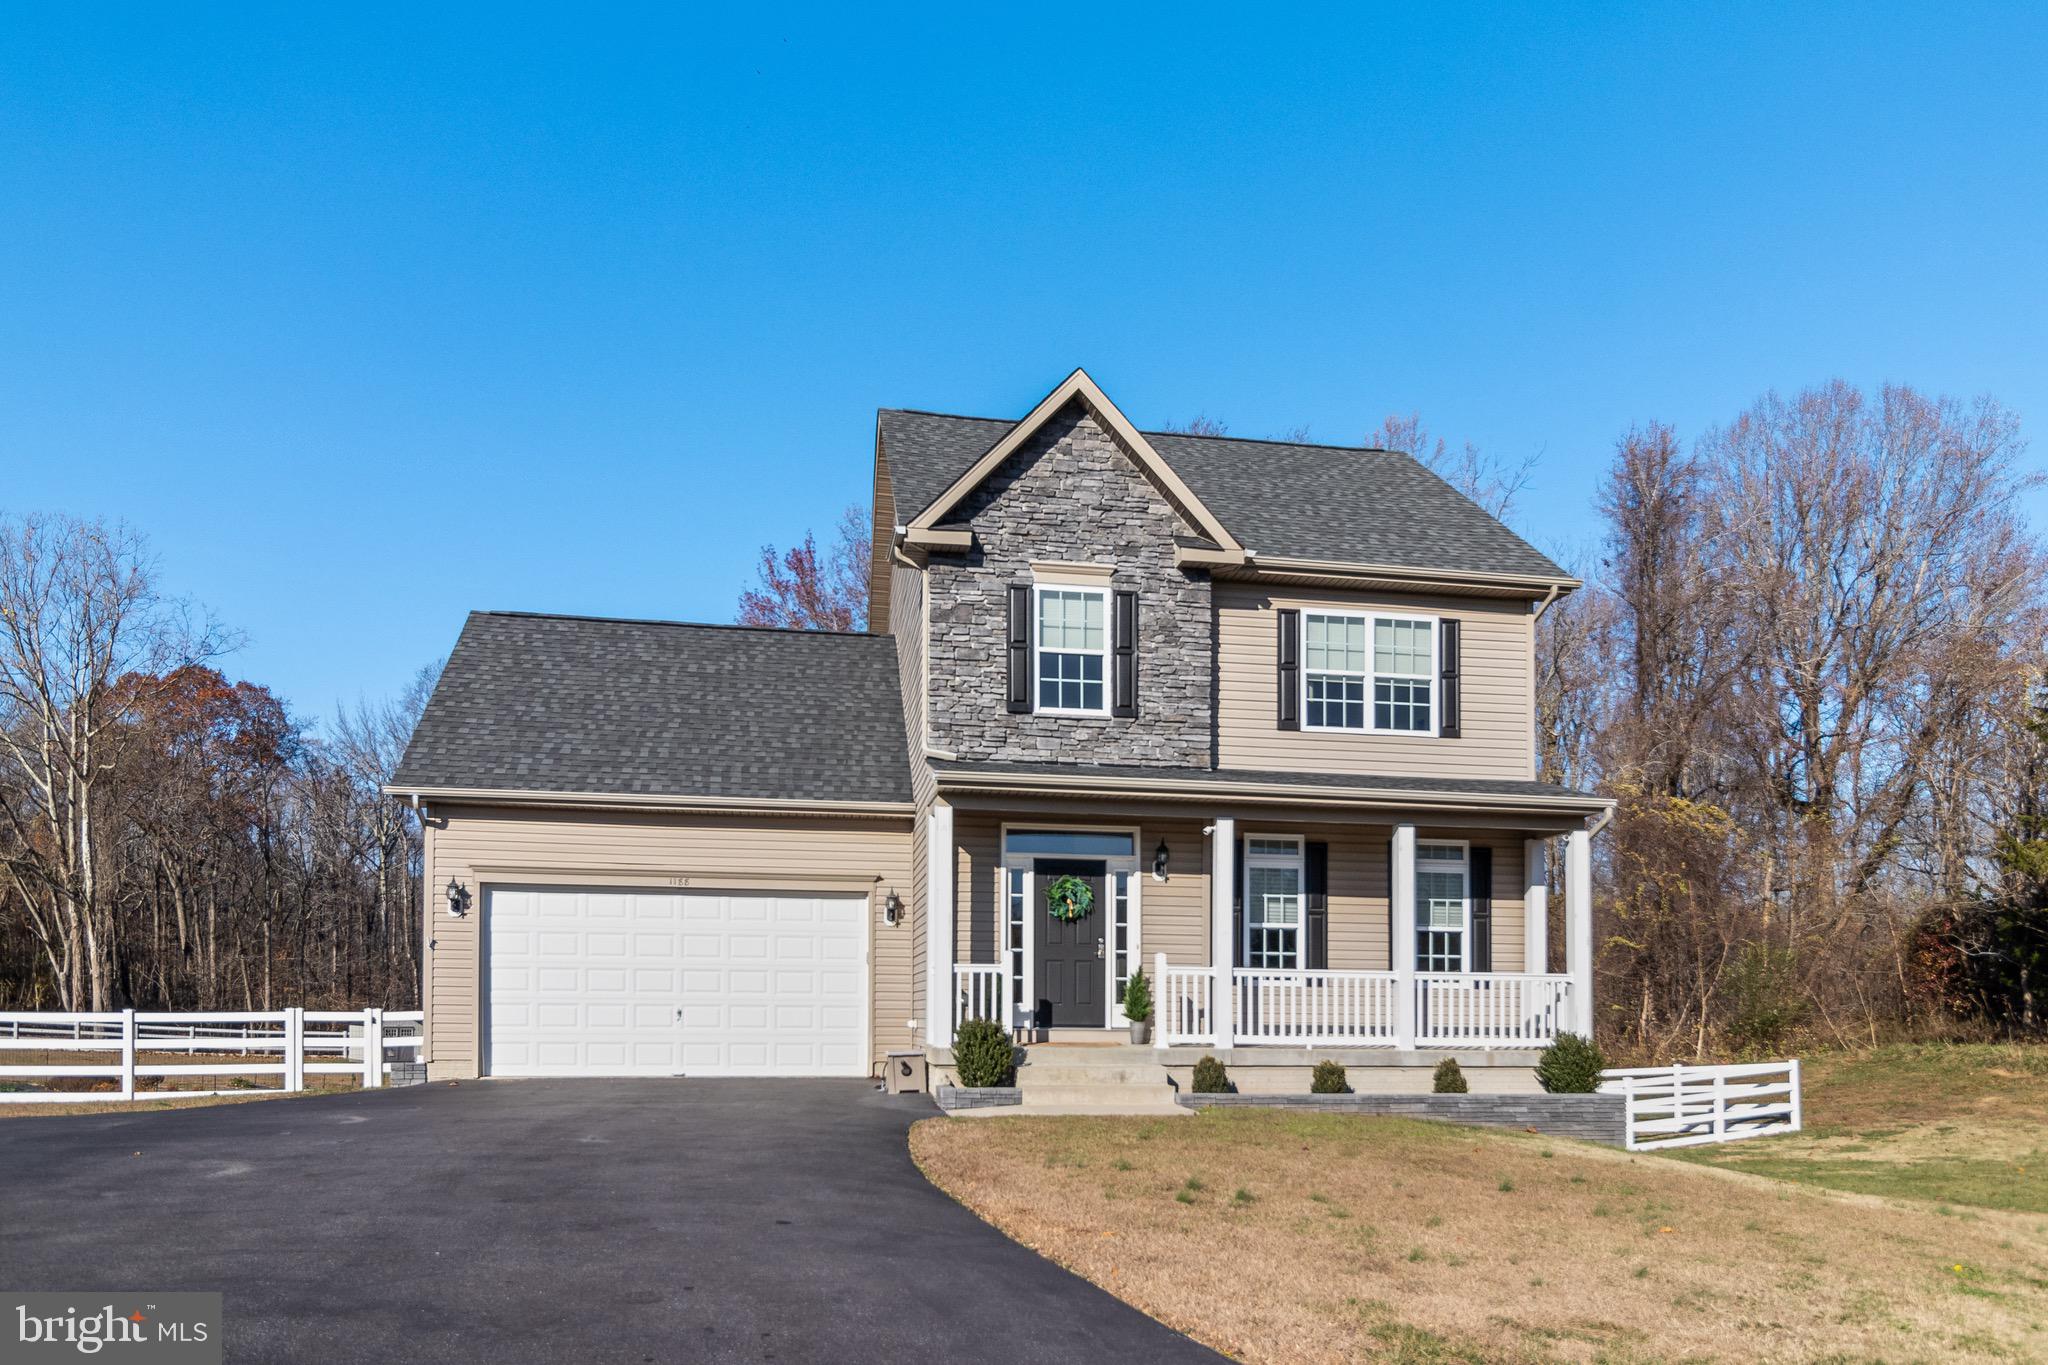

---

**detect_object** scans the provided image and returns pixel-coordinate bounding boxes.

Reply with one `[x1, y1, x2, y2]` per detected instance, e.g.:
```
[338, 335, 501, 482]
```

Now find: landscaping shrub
[1536, 1032, 1605, 1093]
[1191, 1055, 1231, 1093]
[1121, 967, 1153, 1022]
[1726, 942, 1809, 1053]
[952, 1018, 1016, 1088]
[1432, 1058, 1468, 1093]
[1310, 1060, 1349, 1094]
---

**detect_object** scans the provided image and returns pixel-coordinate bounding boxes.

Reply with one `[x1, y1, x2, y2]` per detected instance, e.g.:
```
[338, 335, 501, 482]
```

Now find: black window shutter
[1306, 841, 1329, 970]
[1469, 845, 1493, 972]
[1277, 609, 1300, 730]
[1112, 590, 1138, 718]
[1232, 838, 1245, 969]
[1439, 618, 1462, 738]
[1005, 585, 1031, 713]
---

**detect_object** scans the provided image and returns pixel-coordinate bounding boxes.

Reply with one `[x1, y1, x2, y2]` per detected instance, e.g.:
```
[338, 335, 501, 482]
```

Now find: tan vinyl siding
[954, 813, 1003, 964]
[1139, 819, 1211, 966]
[868, 448, 897, 631]
[422, 804, 913, 1079]
[891, 562, 935, 808]
[1216, 582, 1536, 780]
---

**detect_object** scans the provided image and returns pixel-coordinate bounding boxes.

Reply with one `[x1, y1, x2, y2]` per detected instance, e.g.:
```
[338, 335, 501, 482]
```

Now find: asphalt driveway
[0, 1079, 1218, 1363]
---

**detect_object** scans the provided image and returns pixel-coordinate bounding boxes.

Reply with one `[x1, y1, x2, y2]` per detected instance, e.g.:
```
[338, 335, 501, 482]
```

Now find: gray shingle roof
[391, 612, 913, 804]
[929, 759, 1601, 806]
[878, 408, 1566, 581]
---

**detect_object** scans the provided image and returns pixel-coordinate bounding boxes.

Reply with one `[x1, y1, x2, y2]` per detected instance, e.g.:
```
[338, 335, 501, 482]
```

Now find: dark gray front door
[1033, 860, 1106, 1028]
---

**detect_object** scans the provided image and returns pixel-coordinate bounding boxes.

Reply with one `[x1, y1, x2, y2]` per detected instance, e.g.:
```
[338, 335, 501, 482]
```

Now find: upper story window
[1303, 612, 1435, 734]
[1036, 586, 1107, 713]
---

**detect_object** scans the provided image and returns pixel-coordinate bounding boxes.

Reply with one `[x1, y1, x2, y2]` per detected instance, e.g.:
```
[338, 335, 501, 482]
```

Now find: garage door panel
[486, 887, 867, 1077]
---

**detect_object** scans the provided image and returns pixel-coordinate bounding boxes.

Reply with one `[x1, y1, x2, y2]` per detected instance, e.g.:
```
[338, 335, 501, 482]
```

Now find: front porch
[932, 809, 1597, 1060]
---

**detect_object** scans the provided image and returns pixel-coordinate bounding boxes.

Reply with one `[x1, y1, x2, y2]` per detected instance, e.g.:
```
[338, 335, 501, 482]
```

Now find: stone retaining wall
[935, 1085, 1024, 1112]
[1179, 1092, 1625, 1145]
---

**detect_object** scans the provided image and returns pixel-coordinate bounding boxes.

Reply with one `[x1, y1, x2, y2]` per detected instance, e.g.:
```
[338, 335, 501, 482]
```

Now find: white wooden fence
[1599, 1060, 1801, 1151]
[0, 1008, 423, 1104]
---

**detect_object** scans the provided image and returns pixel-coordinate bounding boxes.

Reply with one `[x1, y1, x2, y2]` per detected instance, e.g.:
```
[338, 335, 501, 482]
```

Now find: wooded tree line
[0, 514, 433, 1012]
[1533, 382, 2048, 1055]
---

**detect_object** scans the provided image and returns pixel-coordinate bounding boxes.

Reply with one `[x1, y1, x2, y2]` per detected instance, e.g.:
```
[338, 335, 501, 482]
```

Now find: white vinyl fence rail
[0, 1008, 423, 1105]
[1599, 1060, 1801, 1151]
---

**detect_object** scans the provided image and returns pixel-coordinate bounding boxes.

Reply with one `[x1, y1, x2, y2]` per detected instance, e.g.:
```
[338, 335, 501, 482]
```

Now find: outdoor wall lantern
[1152, 838, 1170, 881]
[882, 890, 902, 926]
[444, 878, 470, 918]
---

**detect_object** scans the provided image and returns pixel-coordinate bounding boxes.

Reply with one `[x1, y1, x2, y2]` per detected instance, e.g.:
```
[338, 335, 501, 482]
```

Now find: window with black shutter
[1469, 844, 1493, 971]
[1112, 590, 1138, 717]
[1005, 584, 1031, 713]
[1439, 618, 1462, 738]
[1276, 609, 1300, 730]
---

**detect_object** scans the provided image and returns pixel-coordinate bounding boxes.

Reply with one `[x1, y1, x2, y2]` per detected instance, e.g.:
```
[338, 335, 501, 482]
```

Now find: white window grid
[1301, 611, 1439, 735]
[1244, 835, 1305, 970]
[1415, 841, 1468, 972]
[1034, 586, 1108, 714]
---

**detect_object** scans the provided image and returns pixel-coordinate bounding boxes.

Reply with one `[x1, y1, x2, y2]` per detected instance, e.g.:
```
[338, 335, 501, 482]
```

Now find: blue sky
[2, 5, 2044, 726]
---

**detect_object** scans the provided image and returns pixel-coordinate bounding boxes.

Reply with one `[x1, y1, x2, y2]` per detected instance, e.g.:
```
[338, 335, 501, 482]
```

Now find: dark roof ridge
[470, 609, 885, 641]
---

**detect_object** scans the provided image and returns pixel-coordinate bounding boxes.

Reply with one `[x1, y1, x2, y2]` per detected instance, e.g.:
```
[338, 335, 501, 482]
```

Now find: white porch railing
[0, 1008, 424, 1104]
[1157, 959, 1215, 1045]
[1146, 956, 1575, 1049]
[952, 964, 1007, 1031]
[1413, 973, 1574, 1048]
[1232, 968, 1399, 1046]
[1599, 1060, 1802, 1151]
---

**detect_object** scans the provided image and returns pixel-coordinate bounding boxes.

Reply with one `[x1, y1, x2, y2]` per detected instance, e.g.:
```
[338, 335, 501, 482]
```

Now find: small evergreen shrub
[1726, 942, 1808, 1053]
[1191, 1055, 1231, 1093]
[1310, 1060, 1349, 1094]
[1432, 1058, 1469, 1093]
[1535, 1032, 1605, 1093]
[1121, 967, 1153, 1023]
[952, 1018, 1016, 1088]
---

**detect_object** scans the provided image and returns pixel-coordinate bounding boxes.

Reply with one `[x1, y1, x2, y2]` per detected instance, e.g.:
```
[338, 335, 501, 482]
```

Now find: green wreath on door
[1044, 873, 1096, 922]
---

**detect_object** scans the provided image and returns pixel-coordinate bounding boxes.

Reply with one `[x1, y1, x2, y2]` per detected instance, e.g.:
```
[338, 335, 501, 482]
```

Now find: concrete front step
[1016, 1066, 1171, 1086]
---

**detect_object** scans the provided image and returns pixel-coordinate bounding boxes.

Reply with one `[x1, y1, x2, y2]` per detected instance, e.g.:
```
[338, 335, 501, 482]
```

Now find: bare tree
[0, 516, 227, 1009]
[1366, 413, 1536, 524]
[737, 503, 870, 632]
[1158, 415, 1229, 437]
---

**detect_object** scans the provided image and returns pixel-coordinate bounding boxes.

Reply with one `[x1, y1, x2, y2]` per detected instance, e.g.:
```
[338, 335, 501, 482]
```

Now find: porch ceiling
[927, 760, 1609, 823]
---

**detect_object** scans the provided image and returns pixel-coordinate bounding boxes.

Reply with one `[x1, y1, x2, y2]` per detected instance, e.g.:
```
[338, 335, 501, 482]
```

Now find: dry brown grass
[912, 1109, 2048, 1363]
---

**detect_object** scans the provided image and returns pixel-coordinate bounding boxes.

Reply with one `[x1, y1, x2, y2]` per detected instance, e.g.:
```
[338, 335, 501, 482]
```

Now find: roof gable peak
[902, 368, 1243, 553]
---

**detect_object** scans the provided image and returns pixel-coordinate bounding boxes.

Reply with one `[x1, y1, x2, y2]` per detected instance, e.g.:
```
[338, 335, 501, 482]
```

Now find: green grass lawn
[1670, 1043, 2048, 1213]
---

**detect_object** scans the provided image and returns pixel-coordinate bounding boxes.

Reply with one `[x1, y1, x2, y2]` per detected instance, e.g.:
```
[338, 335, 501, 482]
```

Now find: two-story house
[390, 369, 1610, 1095]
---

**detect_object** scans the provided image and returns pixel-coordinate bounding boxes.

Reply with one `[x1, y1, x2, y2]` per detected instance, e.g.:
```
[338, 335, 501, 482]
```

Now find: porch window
[1244, 836, 1304, 970]
[1303, 613, 1437, 733]
[1035, 587, 1107, 713]
[1415, 842, 1468, 972]
[1006, 868, 1026, 1007]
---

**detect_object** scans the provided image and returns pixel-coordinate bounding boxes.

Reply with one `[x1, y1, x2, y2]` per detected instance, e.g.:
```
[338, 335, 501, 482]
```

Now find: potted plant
[1122, 966, 1154, 1044]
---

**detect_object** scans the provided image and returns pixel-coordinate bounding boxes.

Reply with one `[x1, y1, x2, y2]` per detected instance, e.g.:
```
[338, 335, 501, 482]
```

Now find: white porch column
[1523, 837, 1550, 976]
[925, 802, 955, 1049]
[1209, 817, 1235, 1046]
[1390, 823, 1417, 1050]
[1565, 826, 1593, 1036]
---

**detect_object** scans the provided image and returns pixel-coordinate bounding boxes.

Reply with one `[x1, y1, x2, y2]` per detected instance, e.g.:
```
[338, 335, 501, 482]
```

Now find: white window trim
[1032, 583, 1111, 717]
[1414, 838, 1471, 973]
[1241, 833, 1306, 971]
[1300, 609, 1441, 737]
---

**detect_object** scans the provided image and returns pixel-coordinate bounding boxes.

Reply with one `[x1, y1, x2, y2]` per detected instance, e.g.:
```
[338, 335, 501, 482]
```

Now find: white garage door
[484, 887, 868, 1077]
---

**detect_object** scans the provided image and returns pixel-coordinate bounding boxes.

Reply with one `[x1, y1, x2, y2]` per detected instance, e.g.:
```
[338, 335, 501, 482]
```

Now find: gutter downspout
[1531, 582, 1564, 623]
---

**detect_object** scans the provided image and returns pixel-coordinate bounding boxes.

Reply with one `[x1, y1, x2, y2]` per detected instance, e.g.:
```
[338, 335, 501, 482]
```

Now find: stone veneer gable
[925, 402, 1213, 767]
